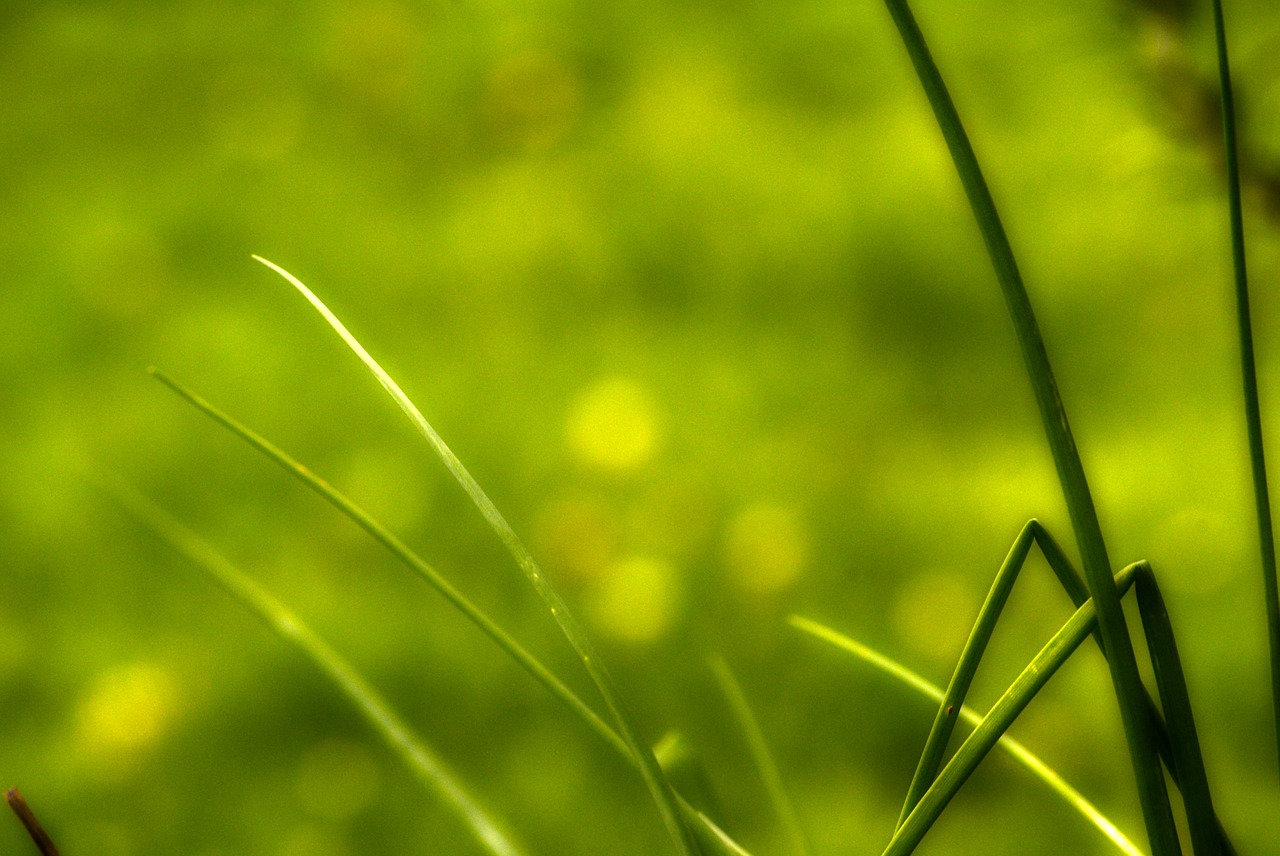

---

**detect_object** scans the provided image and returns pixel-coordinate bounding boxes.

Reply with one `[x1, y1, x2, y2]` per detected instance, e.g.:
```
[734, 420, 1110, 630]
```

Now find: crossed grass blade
[252, 256, 699, 856]
[148, 367, 753, 856]
[94, 474, 528, 856]
[788, 615, 1144, 856]
[877, 2, 1177, 849]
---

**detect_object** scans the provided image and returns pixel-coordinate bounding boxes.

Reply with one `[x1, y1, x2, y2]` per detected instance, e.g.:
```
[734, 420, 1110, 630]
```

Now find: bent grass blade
[253, 256, 699, 856]
[788, 615, 1144, 856]
[148, 367, 753, 856]
[95, 475, 528, 856]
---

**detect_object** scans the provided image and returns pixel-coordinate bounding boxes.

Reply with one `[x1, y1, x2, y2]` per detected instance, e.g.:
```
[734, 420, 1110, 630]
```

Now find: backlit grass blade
[1211, 0, 1280, 776]
[882, 561, 1145, 856]
[252, 256, 699, 856]
[709, 656, 812, 856]
[148, 367, 754, 856]
[789, 616, 1144, 856]
[878, 4, 1177, 851]
[148, 367, 625, 758]
[96, 475, 528, 856]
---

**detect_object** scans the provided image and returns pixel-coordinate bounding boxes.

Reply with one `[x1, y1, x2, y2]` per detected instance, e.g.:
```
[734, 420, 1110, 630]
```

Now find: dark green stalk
[878, 3, 1179, 851]
[1211, 0, 1280, 775]
[1132, 566, 1221, 856]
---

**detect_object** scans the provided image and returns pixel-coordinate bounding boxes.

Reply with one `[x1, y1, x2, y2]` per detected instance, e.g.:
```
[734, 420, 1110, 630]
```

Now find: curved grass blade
[95, 475, 528, 856]
[788, 616, 1144, 856]
[709, 656, 812, 856]
[148, 367, 753, 856]
[881, 561, 1145, 856]
[1211, 0, 1280, 776]
[148, 367, 626, 759]
[252, 256, 699, 856]
[877, 4, 1177, 851]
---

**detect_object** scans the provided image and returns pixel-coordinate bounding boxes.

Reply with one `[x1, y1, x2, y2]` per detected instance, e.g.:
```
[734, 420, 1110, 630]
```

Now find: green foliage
[3, 2, 1280, 855]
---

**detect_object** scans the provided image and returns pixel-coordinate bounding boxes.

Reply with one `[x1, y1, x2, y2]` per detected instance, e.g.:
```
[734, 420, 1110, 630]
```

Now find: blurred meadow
[3, 0, 1280, 853]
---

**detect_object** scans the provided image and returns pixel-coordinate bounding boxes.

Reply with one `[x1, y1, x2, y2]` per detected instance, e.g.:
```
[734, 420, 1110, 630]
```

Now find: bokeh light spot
[567, 378, 662, 473]
[724, 502, 810, 593]
[587, 556, 681, 643]
[75, 660, 180, 756]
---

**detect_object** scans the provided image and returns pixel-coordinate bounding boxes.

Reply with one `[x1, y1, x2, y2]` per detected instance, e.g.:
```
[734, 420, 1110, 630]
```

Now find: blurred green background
[3, 1, 1280, 853]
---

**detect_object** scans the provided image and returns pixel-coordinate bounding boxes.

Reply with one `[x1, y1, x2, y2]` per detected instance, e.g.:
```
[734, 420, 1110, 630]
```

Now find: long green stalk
[1211, 0, 1280, 776]
[789, 615, 1144, 856]
[878, 3, 1178, 851]
[709, 656, 812, 856]
[149, 367, 751, 856]
[253, 256, 699, 856]
[97, 476, 528, 856]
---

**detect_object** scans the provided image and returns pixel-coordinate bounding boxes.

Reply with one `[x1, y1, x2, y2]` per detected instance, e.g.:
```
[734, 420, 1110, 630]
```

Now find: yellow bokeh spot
[76, 661, 180, 756]
[567, 378, 662, 473]
[587, 556, 681, 644]
[724, 503, 810, 593]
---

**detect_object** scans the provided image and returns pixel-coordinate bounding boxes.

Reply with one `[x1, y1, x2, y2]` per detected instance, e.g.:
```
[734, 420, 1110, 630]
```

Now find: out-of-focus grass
[2, 2, 1280, 854]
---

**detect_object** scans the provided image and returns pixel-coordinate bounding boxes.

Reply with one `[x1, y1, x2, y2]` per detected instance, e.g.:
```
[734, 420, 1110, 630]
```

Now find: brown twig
[5, 788, 61, 856]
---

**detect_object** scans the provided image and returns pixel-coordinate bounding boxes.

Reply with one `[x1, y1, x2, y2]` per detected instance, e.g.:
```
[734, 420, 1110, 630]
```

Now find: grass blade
[148, 367, 754, 856]
[882, 561, 1144, 855]
[1211, 0, 1280, 776]
[252, 256, 699, 856]
[878, 4, 1178, 850]
[1132, 567, 1221, 856]
[95, 475, 529, 856]
[789, 616, 1144, 856]
[899, 521, 1037, 825]
[709, 656, 812, 856]
[148, 367, 626, 759]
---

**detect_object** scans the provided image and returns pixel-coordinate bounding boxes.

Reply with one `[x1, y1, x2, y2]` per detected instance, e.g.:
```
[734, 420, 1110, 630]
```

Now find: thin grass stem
[878, 4, 1177, 850]
[709, 656, 812, 856]
[95, 475, 528, 856]
[147, 368, 625, 758]
[1211, 0, 1280, 776]
[147, 368, 752, 856]
[789, 616, 1144, 856]
[252, 256, 698, 856]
